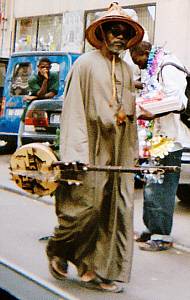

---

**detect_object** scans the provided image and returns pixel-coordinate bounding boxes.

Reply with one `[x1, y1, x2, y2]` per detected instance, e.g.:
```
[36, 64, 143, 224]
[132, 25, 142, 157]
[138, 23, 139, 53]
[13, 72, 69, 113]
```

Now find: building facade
[1, 0, 190, 68]
[0, 0, 14, 57]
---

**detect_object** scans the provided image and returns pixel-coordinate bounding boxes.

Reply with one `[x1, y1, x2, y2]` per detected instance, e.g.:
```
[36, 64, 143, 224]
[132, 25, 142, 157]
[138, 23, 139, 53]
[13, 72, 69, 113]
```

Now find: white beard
[107, 42, 126, 54]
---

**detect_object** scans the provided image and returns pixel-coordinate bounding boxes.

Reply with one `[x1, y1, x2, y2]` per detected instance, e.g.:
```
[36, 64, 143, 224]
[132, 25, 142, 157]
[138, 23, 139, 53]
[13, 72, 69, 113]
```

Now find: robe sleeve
[59, 63, 89, 164]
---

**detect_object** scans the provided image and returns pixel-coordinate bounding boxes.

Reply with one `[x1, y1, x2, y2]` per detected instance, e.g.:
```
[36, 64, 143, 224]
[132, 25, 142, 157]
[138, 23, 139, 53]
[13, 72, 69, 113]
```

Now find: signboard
[62, 10, 84, 53]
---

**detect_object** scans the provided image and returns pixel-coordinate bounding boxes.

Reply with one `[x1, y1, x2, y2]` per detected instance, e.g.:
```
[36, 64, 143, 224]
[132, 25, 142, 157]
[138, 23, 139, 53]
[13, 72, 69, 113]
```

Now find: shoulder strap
[160, 62, 190, 76]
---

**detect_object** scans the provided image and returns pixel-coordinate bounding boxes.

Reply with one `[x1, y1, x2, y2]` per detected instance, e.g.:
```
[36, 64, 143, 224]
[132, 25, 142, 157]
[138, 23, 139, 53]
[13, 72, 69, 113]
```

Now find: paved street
[1, 154, 190, 299]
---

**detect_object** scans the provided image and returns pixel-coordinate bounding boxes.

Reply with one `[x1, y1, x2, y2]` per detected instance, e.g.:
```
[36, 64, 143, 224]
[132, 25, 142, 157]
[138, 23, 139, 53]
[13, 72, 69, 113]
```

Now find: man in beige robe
[46, 2, 144, 293]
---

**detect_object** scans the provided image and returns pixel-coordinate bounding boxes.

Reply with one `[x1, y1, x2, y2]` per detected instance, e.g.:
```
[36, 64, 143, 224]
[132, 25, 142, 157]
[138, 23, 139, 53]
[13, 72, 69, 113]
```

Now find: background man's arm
[36, 78, 48, 98]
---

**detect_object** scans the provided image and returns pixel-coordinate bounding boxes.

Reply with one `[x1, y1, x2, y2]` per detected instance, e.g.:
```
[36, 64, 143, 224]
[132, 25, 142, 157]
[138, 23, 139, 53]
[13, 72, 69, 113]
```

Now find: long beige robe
[47, 50, 138, 283]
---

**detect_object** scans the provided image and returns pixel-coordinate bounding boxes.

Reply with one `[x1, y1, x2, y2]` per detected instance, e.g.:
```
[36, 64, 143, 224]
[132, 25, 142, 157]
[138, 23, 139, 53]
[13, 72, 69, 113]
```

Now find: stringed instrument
[10, 143, 180, 196]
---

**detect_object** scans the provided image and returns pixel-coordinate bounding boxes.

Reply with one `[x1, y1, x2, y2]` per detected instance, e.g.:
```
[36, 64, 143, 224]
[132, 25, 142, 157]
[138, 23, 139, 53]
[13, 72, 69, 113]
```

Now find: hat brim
[85, 15, 144, 50]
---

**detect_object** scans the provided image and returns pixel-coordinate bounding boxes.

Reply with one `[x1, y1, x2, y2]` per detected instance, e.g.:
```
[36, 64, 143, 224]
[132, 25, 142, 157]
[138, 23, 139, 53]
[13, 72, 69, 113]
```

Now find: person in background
[24, 57, 58, 101]
[17, 58, 59, 148]
[11, 63, 31, 96]
[130, 41, 190, 251]
[46, 2, 144, 293]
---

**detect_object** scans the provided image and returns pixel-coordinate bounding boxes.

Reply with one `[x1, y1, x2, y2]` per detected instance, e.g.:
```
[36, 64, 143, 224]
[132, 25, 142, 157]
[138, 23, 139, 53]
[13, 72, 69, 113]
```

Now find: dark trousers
[143, 150, 182, 236]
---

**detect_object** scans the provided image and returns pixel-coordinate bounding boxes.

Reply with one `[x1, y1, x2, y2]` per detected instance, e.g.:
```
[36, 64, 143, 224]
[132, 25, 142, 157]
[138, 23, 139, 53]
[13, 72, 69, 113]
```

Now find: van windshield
[10, 63, 32, 96]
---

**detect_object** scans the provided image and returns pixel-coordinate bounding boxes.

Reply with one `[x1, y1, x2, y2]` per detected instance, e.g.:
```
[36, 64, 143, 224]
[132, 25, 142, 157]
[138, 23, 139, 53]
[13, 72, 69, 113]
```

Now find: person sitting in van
[24, 57, 59, 101]
[11, 63, 32, 96]
[17, 58, 59, 148]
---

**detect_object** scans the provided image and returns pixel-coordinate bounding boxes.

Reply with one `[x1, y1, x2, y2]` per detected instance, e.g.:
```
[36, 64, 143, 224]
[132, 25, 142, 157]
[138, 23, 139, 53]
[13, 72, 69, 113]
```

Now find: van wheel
[177, 184, 190, 205]
[0, 141, 16, 154]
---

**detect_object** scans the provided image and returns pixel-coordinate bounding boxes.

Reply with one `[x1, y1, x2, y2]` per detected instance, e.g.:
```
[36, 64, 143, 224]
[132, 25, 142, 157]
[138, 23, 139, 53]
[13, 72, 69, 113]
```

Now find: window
[37, 15, 62, 51]
[50, 62, 60, 73]
[15, 18, 37, 52]
[11, 63, 32, 96]
[134, 5, 155, 43]
[62, 11, 84, 53]
[10, 61, 60, 97]
[0, 62, 7, 97]
[14, 15, 62, 52]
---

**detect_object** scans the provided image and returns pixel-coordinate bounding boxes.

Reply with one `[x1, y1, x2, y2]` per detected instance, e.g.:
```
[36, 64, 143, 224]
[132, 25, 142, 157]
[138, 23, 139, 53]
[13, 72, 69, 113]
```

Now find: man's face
[103, 22, 131, 54]
[20, 66, 29, 75]
[38, 62, 51, 76]
[130, 51, 149, 69]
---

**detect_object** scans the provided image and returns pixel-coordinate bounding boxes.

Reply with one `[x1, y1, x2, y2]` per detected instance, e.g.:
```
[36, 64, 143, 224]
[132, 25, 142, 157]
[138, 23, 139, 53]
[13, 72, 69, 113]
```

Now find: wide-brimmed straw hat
[85, 2, 144, 50]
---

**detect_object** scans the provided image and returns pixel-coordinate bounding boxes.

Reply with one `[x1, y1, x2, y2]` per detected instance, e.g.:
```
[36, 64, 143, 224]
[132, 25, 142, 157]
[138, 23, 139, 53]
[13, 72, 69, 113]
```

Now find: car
[0, 57, 9, 110]
[21, 98, 62, 147]
[0, 51, 80, 153]
[134, 146, 190, 205]
[177, 147, 190, 205]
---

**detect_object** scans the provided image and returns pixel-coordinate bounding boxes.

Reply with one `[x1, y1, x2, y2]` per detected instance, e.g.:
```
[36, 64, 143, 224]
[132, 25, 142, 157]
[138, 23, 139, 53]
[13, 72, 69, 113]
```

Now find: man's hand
[41, 68, 49, 80]
[23, 95, 38, 102]
[134, 80, 144, 89]
[137, 105, 155, 120]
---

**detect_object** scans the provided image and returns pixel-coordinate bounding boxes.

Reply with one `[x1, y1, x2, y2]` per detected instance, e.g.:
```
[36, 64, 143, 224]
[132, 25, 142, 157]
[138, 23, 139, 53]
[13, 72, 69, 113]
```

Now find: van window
[0, 62, 7, 98]
[50, 62, 60, 73]
[11, 63, 32, 96]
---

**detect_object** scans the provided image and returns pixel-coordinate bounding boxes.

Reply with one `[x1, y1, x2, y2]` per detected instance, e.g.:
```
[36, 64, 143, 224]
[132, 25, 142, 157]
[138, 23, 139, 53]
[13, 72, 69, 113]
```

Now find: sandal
[80, 275, 124, 293]
[139, 240, 173, 251]
[39, 235, 53, 241]
[49, 256, 68, 280]
[134, 231, 152, 242]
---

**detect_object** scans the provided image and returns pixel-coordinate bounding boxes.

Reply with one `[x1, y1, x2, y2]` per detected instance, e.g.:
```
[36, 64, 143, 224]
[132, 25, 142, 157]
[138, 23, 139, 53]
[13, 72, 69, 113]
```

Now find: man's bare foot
[81, 271, 96, 282]
[80, 272, 124, 293]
